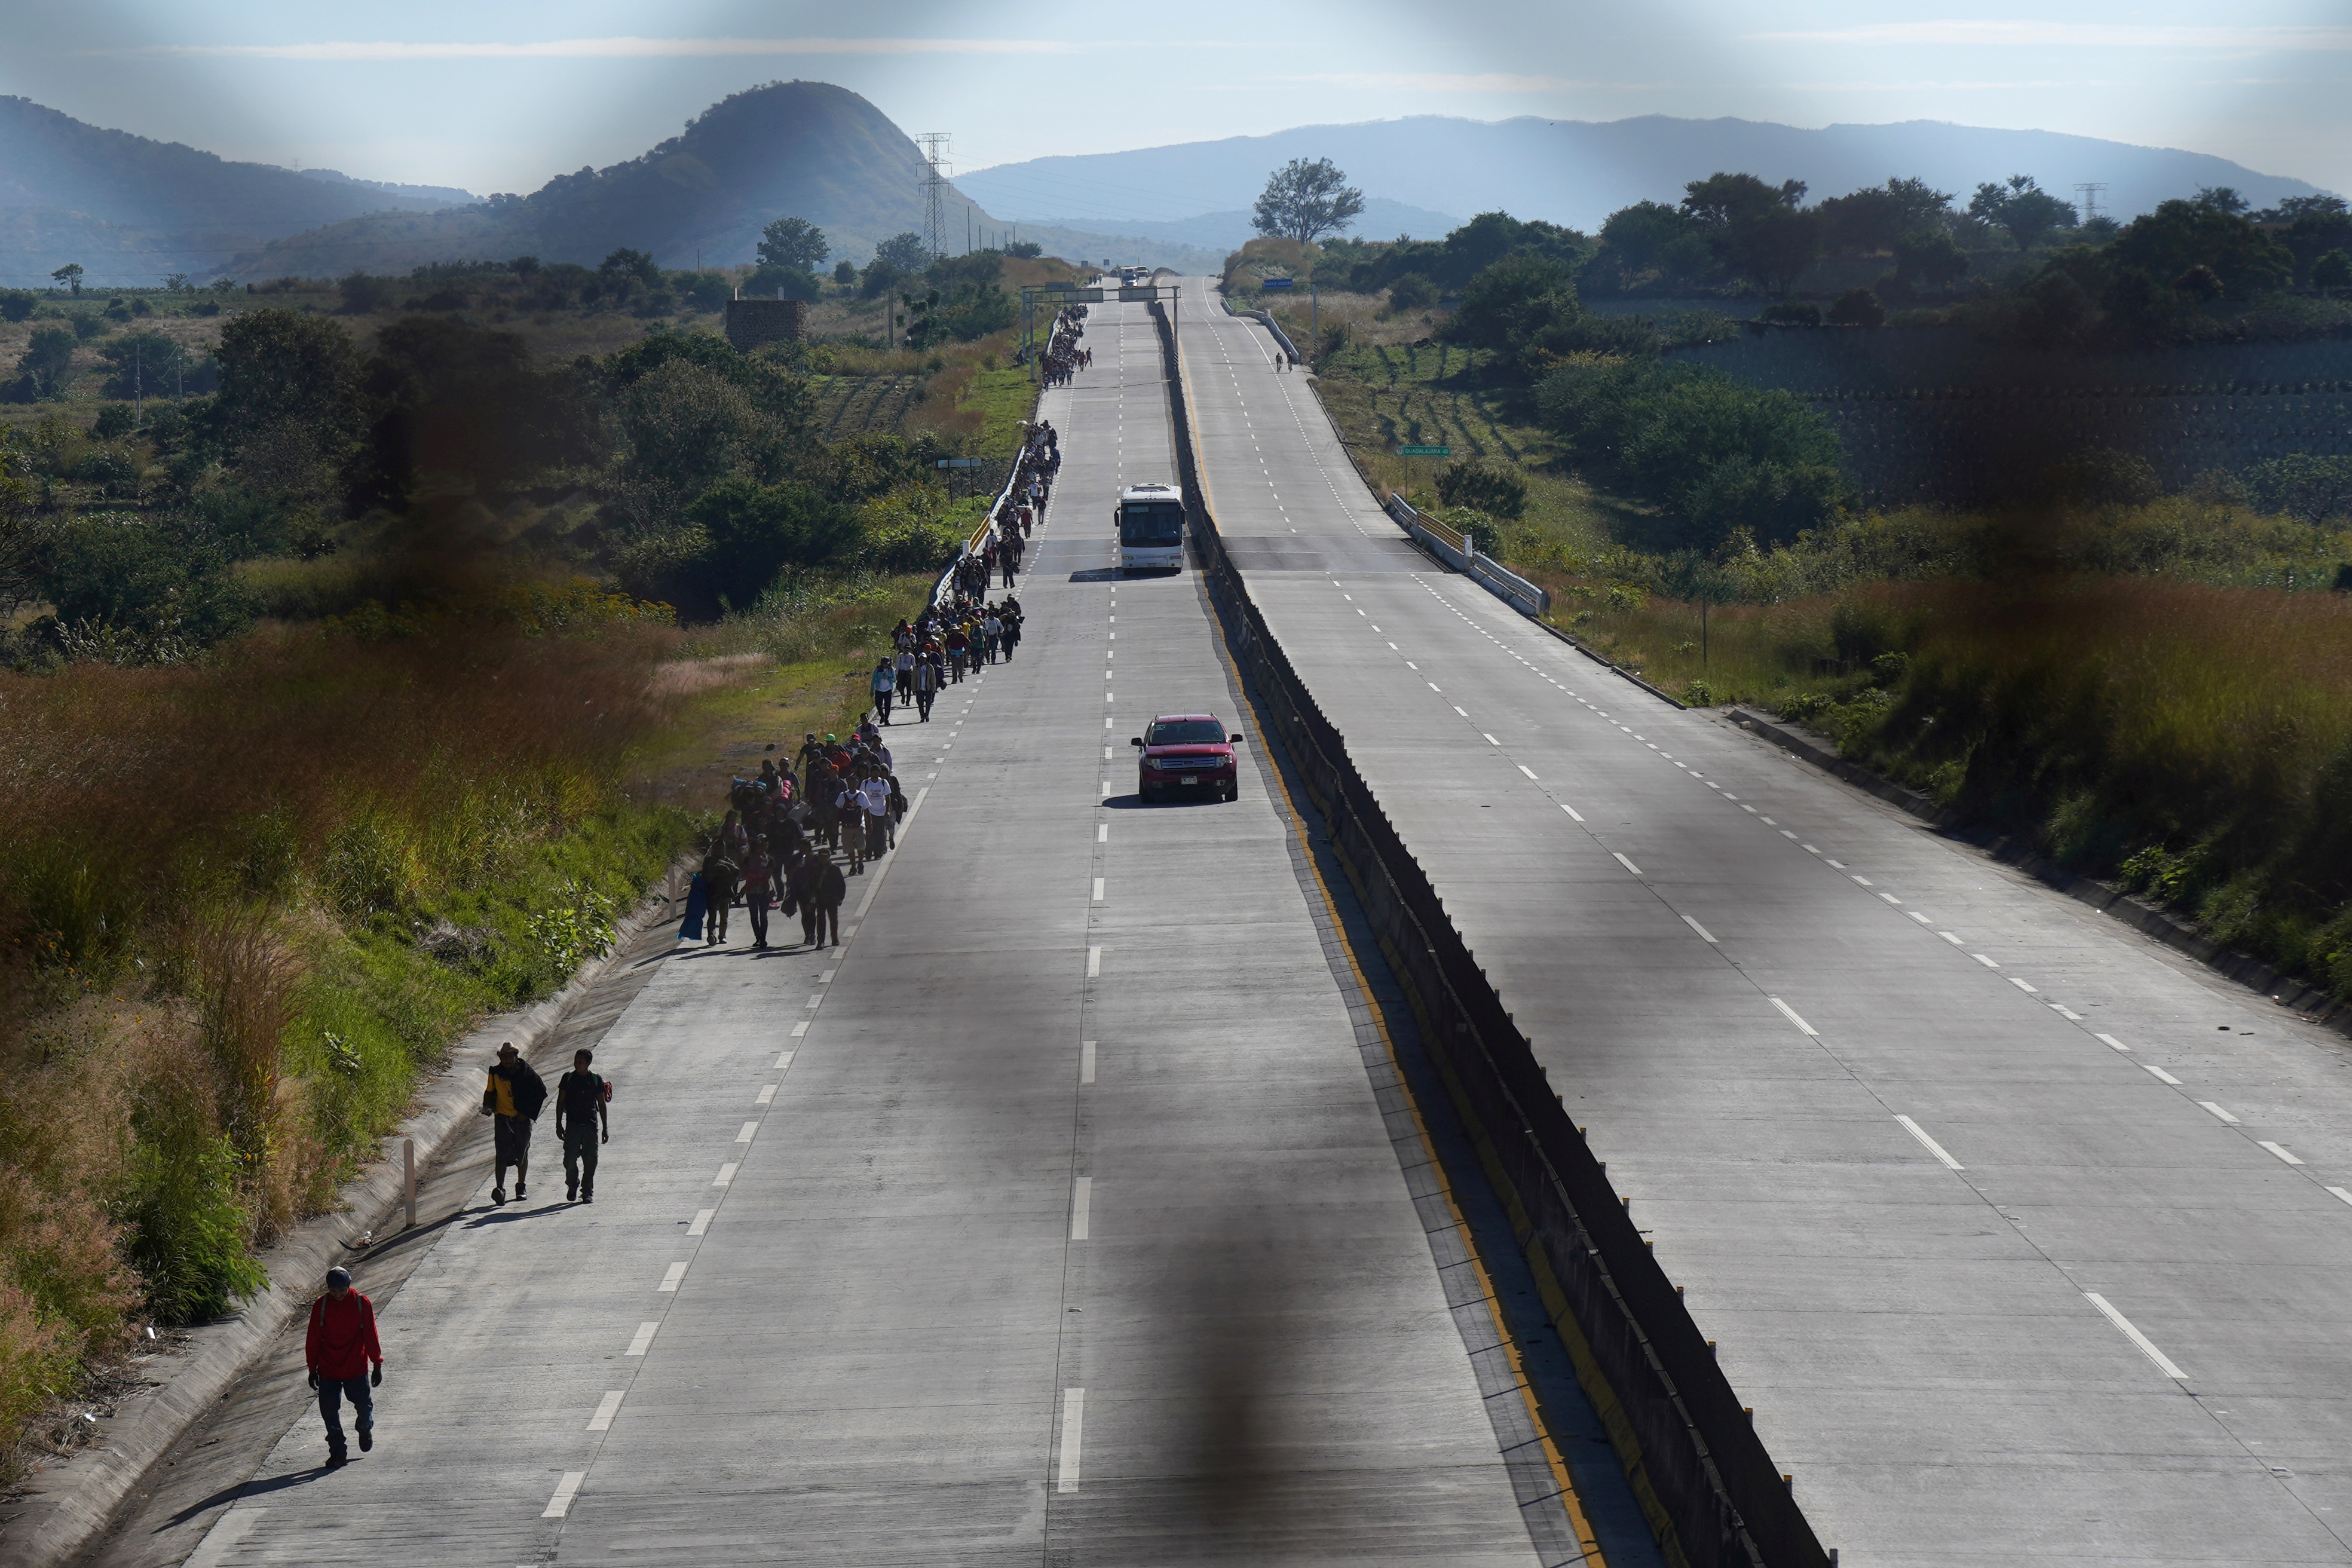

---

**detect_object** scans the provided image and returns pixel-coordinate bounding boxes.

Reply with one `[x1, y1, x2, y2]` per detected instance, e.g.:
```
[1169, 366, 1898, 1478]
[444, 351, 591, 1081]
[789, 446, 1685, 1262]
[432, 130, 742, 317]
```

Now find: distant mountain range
[6, 89, 2330, 291]
[0, 96, 471, 287]
[959, 115, 2332, 237]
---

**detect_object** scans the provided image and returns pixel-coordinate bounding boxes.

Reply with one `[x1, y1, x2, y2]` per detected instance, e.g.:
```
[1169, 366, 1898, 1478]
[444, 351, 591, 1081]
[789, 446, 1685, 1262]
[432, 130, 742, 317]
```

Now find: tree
[1006, 240, 1043, 259]
[2110, 199, 2292, 299]
[1592, 201, 1711, 292]
[14, 326, 77, 399]
[211, 308, 364, 492]
[1680, 174, 1821, 295]
[874, 232, 931, 273]
[598, 248, 662, 299]
[163, 273, 190, 293]
[833, 259, 857, 286]
[1892, 228, 1971, 292]
[1818, 177, 1953, 255]
[52, 263, 83, 295]
[1252, 157, 1365, 246]
[2194, 186, 2250, 215]
[1968, 176, 2078, 253]
[1450, 251, 1578, 349]
[757, 216, 829, 272]
[99, 332, 191, 399]
[2314, 249, 2352, 290]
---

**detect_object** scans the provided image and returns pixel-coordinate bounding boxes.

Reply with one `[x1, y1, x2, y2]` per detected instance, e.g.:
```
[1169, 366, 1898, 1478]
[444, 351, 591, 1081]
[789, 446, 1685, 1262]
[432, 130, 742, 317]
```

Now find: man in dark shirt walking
[305, 1266, 383, 1469]
[480, 1041, 547, 1203]
[555, 1048, 610, 1203]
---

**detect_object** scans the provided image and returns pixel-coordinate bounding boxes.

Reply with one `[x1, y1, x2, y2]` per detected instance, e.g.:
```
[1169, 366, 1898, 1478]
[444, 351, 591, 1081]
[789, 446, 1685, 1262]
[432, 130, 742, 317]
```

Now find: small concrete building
[724, 297, 807, 353]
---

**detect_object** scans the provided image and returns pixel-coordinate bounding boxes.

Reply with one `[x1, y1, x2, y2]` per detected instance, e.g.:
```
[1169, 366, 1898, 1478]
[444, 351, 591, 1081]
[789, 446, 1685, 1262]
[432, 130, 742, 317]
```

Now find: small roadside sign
[1261, 277, 1296, 290]
[1398, 445, 1451, 457]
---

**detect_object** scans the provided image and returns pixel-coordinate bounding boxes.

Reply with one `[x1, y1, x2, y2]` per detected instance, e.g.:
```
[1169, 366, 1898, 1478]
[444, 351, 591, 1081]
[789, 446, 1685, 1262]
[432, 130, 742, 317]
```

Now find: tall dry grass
[0, 614, 696, 1472]
[1572, 574, 2352, 997]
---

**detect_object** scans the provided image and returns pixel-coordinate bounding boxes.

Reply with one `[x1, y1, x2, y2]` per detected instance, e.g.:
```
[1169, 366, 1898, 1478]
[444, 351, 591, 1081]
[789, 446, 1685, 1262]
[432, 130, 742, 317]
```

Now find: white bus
[1117, 483, 1186, 571]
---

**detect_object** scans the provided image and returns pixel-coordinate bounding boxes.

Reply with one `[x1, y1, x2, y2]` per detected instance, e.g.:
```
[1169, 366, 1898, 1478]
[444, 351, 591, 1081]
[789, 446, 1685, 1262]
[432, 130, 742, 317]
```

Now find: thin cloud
[145, 36, 1084, 62]
[1290, 72, 1664, 93]
[1750, 22, 2352, 50]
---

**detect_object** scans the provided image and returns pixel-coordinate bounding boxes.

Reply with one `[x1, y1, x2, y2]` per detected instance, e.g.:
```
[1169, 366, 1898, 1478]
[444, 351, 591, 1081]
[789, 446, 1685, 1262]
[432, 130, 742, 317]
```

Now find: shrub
[1435, 460, 1529, 519]
[1826, 289, 1886, 327]
[1388, 272, 1438, 311]
[1759, 301, 1822, 326]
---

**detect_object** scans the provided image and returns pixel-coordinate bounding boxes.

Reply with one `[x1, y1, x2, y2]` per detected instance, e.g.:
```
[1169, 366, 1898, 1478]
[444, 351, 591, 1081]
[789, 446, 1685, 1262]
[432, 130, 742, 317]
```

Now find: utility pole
[916, 133, 951, 261]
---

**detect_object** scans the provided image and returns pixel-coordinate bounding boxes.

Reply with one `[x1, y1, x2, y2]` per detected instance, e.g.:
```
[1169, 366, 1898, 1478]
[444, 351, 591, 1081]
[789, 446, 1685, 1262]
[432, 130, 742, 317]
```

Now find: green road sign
[1397, 445, 1451, 457]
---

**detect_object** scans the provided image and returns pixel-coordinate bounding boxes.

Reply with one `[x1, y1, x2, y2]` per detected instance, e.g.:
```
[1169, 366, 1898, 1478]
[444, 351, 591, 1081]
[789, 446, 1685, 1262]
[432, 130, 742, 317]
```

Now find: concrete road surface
[1177, 273, 2352, 1566]
[88, 302, 1629, 1568]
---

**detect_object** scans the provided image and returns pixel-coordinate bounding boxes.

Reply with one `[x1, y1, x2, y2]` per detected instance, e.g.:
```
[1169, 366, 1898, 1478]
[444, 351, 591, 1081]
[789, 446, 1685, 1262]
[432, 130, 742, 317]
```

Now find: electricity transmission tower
[916, 133, 951, 259]
[2074, 182, 2108, 222]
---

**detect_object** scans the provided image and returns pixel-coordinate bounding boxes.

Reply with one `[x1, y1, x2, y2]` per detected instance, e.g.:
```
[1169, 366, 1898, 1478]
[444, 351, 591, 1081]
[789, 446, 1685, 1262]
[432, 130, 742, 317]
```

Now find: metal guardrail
[1151, 299, 1829, 1568]
[1383, 494, 1552, 616]
[934, 428, 1030, 611]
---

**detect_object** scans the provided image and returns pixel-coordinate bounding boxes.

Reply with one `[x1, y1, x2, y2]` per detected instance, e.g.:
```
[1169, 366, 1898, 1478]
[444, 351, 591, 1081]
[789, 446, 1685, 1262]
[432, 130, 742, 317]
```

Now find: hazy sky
[8, 1, 2347, 200]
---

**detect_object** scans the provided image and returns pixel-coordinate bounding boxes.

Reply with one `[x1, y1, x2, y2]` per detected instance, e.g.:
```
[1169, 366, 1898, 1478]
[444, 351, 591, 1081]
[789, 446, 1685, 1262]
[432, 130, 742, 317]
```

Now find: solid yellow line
[1180, 299, 1606, 1566]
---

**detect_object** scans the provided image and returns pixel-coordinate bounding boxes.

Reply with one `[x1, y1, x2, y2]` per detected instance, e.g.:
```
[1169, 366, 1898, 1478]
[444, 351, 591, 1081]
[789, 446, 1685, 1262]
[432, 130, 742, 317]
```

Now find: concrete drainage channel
[1153, 301, 1832, 1568]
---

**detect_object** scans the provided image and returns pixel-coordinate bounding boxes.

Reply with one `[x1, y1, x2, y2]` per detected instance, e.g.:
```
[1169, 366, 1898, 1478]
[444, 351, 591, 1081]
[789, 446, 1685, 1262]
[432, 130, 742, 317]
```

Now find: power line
[2074, 182, 2108, 222]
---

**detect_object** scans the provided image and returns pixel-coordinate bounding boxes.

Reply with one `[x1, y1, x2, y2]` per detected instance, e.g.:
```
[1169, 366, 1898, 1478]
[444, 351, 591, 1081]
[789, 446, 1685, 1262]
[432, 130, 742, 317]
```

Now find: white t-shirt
[857, 779, 890, 817]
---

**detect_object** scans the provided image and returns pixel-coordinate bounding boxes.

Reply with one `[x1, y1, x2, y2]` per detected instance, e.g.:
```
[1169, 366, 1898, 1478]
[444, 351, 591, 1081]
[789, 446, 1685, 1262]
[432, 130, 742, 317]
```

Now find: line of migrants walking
[953, 414, 1063, 598]
[1039, 302, 1091, 387]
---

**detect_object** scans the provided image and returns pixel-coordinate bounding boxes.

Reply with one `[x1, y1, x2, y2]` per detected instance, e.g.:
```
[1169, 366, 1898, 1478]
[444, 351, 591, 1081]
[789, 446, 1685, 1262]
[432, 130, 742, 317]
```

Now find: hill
[230, 81, 1003, 280]
[0, 96, 466, 287]
[957, 115, 2330, 237]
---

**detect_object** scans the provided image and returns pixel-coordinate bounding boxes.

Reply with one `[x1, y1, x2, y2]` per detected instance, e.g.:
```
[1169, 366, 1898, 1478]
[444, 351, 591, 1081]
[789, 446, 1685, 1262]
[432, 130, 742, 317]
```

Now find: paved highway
[1177, 274, 2352, 1566]
[94, 302, 1624, 1567]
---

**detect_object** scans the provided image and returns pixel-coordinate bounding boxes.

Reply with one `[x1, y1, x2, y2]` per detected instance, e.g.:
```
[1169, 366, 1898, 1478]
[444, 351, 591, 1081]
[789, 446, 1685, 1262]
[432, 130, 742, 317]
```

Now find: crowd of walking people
[687, 596, 1022, 951]
[1039, 304, 1091, 387]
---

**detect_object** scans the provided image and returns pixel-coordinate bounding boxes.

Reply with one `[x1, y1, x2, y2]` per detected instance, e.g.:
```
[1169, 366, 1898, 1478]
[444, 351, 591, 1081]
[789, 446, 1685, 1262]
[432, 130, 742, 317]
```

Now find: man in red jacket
[305, 1266, 383, 1469]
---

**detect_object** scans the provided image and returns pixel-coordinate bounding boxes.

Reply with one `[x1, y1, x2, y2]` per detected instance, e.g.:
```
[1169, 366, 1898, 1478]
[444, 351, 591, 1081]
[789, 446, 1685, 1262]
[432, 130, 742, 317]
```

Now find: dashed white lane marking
[2096, 1033, 2131, 1052]
[1092, 877, 1105, 901]
[1453, 705, 1468, 716]
[2010, 977, 2039, 994]
[754, 1084, 776, 1105]
[626, 1321, 659, 1355]
[1056, 1388, 1087, 1493]
[2198, 1101, 2240, 1125]
[2259, 1141, 2305, 1166]
[543, 1471, 589, 1518]
[657, 1262, 688, 1293]
[736, 1121, 759, 1143]
[2085, 1293, 2187, 1380]
[1878, 892, 1901, 905]
[1070, 1177, 1093, 1240]
[1682, 914, 1718, 944]
[1973, 954, 1999, 968]
[2329, 1187, 2352, 1208]
[804, 994, 823, 1009]
[774, 1049, 794, 1070]
[1087, 946, 1102, 978]
[1940, 932, 1964, 945]
[2053, 1005, 2084, 1021]
[1895, 1114, 1967, 1171]
[1770, 996, 1820, 1036]
[688, 1209, 713, 1236]
[1612, 852, 1643, 876]
[2143, 1063, 2184, 1085]
[1481, 732, 1500, 745]
[789, 1021, 808, 1037]
[713, 1162, 737, 1186]
[1518, 764, 1539, 780]
[1561, 803, 1585, 822]
[588, 1391, 625, 1431]
[1098, 823, 1108, 842]
[1081, 1040, 1097, 1085]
